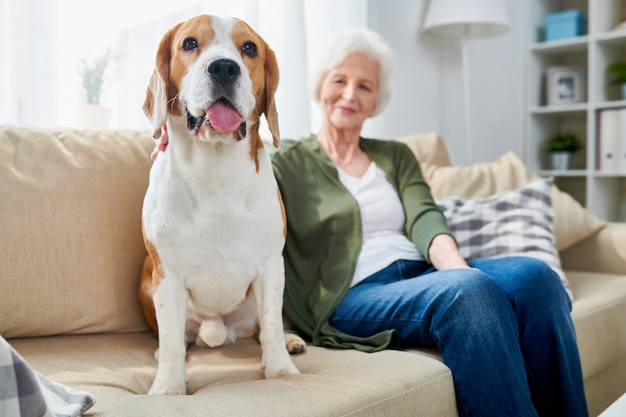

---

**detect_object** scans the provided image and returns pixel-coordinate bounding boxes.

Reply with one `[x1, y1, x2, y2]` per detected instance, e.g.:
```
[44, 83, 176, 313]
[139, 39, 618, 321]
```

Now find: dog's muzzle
[187, 58, 247, 139]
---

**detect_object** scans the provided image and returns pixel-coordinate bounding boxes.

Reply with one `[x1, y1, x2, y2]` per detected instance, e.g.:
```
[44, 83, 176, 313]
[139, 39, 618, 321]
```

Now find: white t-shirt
[337, 162, 423, 287]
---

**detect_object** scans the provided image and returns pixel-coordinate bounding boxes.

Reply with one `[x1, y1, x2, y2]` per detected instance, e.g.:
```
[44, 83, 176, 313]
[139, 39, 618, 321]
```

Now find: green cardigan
[270, 137, 452, 352]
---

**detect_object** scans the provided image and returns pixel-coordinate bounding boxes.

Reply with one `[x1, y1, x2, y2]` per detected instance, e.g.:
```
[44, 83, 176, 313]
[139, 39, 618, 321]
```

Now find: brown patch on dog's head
[143, 16, 218, 139]
[230, 18, 280, 170]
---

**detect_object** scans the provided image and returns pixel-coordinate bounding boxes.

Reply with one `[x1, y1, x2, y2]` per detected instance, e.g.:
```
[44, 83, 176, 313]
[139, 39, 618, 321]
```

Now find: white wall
[370, 0, 526, 166]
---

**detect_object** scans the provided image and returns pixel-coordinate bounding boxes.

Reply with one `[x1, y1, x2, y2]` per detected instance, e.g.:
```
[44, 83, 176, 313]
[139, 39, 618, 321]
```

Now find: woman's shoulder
[360, 137, 414, 158]
[270, 136, 322, 171]
[271, 136, 315, 156]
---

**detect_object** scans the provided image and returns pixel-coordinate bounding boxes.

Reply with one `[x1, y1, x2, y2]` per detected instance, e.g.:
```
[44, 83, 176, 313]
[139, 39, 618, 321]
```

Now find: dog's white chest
[143, 141, 283, 315]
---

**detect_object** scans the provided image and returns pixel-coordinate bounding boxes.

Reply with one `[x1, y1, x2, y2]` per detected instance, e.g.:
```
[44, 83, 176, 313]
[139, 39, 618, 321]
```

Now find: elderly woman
[270, 29, 588, 417]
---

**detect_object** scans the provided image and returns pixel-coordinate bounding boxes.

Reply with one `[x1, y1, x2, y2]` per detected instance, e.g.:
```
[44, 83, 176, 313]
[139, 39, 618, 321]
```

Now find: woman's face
[318, 52, 379, 133]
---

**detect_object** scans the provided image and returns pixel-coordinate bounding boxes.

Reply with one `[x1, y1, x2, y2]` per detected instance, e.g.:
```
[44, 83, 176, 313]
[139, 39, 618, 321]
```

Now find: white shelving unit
[526, 0, 626, 222]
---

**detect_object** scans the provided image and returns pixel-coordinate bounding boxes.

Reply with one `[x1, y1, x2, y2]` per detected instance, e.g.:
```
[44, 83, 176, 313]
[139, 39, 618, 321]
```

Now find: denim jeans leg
[468, 256, 588, 417]
[330, 259, 538, 417]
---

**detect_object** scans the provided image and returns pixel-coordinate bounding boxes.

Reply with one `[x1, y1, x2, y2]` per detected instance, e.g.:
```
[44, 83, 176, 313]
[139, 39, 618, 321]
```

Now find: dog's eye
[241, 42, 257, 58]
[183, 38, 198, 52]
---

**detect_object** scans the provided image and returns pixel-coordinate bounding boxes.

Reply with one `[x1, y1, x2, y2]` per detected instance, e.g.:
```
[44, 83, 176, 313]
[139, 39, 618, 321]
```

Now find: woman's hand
[151, 125, 169, 161]
[428, 234, 471, 271]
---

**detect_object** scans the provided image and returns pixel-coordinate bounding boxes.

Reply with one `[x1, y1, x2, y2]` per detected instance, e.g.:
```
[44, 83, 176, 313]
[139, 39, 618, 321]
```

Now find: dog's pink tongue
[207, 102, 243, 133]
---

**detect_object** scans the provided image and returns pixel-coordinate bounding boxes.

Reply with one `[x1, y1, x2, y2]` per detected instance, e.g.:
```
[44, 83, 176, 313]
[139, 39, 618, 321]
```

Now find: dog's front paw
[148, 380, 187, 395]
[262, 357, 300, 378]
[148, 366, 187, 395]
[285, 333, 306, 354]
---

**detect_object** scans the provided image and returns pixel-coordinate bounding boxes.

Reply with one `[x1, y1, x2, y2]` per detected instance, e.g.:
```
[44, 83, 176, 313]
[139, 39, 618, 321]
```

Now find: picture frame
[547, 66, 586, 105]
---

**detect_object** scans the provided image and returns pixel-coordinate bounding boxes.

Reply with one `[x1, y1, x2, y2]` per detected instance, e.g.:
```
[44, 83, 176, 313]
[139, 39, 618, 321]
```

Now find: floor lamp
[423, 0, 509, 163]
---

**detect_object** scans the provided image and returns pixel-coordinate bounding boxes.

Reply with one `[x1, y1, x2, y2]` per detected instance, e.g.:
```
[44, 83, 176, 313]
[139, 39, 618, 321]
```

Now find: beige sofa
[1, 125, 625, 417]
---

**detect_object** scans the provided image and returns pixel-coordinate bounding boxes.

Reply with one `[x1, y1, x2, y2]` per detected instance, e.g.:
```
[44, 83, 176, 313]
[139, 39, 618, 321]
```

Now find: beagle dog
[138, 15, 304, 395]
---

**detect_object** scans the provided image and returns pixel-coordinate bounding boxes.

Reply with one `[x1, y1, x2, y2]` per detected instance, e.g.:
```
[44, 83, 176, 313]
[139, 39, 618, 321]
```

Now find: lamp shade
[423, 0, 509, 38]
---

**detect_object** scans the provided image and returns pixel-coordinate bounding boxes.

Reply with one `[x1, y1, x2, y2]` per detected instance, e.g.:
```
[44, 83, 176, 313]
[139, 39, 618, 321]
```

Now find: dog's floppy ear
[144, 70, 167, 139]
[263, 44, 280, 148]
[143, 26, 177, 139]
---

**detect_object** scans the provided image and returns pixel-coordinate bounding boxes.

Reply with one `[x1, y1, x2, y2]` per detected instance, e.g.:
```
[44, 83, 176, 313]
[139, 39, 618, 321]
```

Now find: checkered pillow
[435, 178, 573, 301]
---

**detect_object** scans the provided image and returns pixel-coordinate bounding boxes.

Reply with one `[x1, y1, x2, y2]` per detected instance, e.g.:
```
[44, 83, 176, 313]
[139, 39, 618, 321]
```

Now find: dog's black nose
[206, 59, 240, 86]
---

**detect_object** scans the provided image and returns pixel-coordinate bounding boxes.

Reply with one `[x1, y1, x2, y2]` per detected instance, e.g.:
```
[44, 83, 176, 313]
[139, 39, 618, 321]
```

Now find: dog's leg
[149, 273, 189, 395]
[253, 259, 300, 378]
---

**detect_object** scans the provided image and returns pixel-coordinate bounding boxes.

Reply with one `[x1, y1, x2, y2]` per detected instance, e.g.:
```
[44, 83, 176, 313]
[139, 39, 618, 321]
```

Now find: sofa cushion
[569, 270, 626, 372]
[0, 126, 154, 338]
[10, 333, 458, 417]
[435, 178, 572, 300]
[559, 222, 626, 274]
[428, 152, 534, 197]
[414, 149, 606, 252]
[397, 132, 451, 174]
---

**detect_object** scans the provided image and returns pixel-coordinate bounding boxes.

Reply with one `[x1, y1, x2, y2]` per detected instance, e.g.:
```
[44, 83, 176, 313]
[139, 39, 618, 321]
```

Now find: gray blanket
[0, 336, 95, 417]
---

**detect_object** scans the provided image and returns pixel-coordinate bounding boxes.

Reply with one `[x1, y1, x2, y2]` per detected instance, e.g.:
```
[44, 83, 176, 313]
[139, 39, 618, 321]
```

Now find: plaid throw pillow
[435, 178, 573, 301]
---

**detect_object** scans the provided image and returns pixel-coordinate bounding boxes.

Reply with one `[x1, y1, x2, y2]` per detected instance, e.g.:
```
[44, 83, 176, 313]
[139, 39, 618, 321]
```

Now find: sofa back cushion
[398, 134, 606, 252]
[397, 132, 451, 170]
[0, 126, 154, 338]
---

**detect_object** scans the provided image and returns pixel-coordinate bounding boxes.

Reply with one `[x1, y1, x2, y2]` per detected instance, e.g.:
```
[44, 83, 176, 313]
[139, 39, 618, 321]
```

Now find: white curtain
[0, 0, 57, 126]
[0, 0, 372, 139]
[0, 0, 16, 123]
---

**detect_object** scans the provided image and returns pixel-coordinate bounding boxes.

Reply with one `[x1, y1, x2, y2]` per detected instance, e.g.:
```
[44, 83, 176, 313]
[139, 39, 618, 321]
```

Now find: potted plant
[606, 60, 626, 100]
[544, 131, 582, 170]
[74, 49, 112, 129]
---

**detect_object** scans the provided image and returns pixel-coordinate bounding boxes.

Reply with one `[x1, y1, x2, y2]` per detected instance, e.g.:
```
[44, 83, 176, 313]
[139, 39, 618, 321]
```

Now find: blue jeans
[329, 257, 588, 417]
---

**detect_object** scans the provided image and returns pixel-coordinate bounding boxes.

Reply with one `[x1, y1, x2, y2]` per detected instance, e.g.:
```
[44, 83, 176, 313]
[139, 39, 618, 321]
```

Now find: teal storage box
[546, 10, 586, 41]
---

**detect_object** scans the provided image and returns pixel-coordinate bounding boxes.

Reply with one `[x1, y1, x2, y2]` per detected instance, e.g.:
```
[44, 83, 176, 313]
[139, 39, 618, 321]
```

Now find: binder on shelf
[598, 109, 619, 172]
[619, 109, 626, 173]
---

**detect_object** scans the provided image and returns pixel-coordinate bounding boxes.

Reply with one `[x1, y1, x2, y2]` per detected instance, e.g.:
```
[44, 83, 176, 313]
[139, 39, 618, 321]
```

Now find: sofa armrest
[559, 222, 626, 274]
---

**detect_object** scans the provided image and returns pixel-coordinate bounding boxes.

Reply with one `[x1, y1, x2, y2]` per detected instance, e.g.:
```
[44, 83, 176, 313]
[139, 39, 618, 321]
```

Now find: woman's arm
[428, 234, 471, 270]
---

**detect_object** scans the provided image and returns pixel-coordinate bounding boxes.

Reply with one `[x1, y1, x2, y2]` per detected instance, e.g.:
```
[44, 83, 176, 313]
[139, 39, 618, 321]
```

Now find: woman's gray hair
[308, 28, 393, 117]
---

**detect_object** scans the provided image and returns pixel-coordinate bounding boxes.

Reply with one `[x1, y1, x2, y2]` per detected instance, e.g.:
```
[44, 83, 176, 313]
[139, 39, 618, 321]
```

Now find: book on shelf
[597, 108, 626, 172]
[622, 110, 626, 173]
